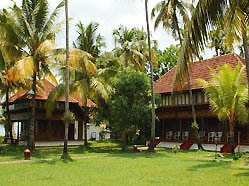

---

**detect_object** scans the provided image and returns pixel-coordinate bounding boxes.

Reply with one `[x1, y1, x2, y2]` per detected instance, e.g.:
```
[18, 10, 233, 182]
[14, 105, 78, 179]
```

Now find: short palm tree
[198, 64, 248, 147]
[9, 0, 64, 149]
[46, 48, 110, 147]
[73, 21, 105, 58]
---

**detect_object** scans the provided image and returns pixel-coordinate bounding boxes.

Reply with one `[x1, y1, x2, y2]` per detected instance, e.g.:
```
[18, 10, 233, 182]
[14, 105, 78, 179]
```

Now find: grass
[0, 140, 248, 186]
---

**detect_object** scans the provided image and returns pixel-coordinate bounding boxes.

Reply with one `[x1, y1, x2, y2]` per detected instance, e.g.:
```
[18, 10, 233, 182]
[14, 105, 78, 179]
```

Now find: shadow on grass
[234, 168, 249, 177]
[187, 159, 232, 172]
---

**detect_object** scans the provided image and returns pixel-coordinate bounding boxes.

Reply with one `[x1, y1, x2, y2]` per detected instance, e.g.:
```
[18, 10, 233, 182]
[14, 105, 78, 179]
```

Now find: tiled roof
[8, 79, 94, 107]
[154, 53, 246, 94]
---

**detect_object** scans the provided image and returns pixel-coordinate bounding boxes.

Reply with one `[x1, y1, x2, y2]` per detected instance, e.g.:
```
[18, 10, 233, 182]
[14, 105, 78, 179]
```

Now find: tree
[73, 21, 105, 58]
[207, 26, 231, 56]
[9, 0, 64, 149]
[109, 68, 151, 150]
[46, 49, 110, 147]
[0, 10, 22, 144]
[113, 25, 157, 72]
[151, 0, 192, 46]
[198, 64, 248, 151]
[154, 45, 180, 80]
[151, 0, 201, 148]
[175, 0, 249, 96]
[63, 0, 70, 158]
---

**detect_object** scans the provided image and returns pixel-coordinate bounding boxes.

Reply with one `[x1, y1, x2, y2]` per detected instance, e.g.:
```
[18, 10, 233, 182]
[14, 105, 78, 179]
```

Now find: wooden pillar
[48, 120, 51, 140]
[17, 122, 20, 140]
[74, 120, 78, 140]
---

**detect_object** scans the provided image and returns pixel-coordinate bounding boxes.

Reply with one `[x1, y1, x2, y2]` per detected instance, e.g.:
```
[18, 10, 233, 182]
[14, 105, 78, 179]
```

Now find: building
[4, 79, 98, 145]
[154, 53, 249, 147]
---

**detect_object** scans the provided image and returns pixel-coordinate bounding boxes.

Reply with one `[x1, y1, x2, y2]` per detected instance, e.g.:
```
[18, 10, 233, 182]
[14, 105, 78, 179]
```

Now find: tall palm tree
[198, 64, 248, 151]
[144, 0, 155, 152]
[175, 0, 248, 94]
[73, 21, 105, 58]
[9, 0, 64, 149]
[151, 0, 192, 45]
[118, 0, 156, 151]
[113, 25, 157, 73]
[63, 0, 70, 158]
[151, 0, 202, 148]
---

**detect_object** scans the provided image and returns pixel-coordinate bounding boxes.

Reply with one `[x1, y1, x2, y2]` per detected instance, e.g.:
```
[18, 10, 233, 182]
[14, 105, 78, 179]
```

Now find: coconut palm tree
[175, 0, 248, 92]
[0, 10, 23, 144]
[9, 0, 64, 149]
[113, 25, 157, 73]
[151, 0, 203, 148]
[73, 21, 105, 58]
[198, 64, 248, 151]
[46, 48, 110, 147]
[151, 0, 193, 45]
[63, 0, 70, 158]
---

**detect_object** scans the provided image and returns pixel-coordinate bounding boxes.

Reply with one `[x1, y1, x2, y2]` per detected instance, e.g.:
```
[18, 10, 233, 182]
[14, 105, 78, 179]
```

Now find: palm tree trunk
[84, 121, 88, 147]
[29, 72, 36, 149]
[242, 30, 249, 96]
[6, 86, 13, 145]
[145, 0, 155, 152]
[175, 15, 202, 150]
[62, 0, 70, 157]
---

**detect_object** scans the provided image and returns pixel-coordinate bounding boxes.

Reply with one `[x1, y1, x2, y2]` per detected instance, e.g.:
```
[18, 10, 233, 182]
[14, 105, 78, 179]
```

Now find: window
[162, 95, 165, 106]
[182, 94, 185, 104]
[204, 94, 208, 103]
[186, 94, 189, 104]
[166, 96, 169, 105]
[178, 95, 182, 105]
[193, 94, 196, 104]
[169, 96, 172, 105]
[197, 92, 202, 104]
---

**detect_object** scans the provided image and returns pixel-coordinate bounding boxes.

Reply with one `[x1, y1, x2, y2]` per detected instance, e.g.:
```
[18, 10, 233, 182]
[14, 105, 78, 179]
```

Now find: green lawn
[0, 141, 248, 186]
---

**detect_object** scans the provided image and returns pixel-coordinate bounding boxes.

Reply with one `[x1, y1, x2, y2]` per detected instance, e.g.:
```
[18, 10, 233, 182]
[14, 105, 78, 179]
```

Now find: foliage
[198, 64, 248, 135]
[109, 68, 151, 147]
[63, 111, 75, 124]
[191, 121, 199, 130]
[172, 144, 180, 153]
[207, 26, 232, 56]
[151, 0, 193, 41]
[175, 0, 248, 86]
[154, 44, 180, 80]
[113, 25, 157, 72]
[73, 21, 105, 58]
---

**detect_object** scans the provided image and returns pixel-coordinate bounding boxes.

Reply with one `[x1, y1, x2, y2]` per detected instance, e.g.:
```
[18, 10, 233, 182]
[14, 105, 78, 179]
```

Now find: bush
[172, 145, 180, 153]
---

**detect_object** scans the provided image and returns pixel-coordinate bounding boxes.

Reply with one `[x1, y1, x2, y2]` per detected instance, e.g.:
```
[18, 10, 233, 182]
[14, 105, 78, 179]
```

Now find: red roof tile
[8, 79, 94, 107]
[154, 53, 246, 94]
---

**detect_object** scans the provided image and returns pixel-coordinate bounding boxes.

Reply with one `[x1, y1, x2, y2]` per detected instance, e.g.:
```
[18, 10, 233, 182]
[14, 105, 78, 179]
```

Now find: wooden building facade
[154, 53, 249, 144]
[6, 80, 94, 144]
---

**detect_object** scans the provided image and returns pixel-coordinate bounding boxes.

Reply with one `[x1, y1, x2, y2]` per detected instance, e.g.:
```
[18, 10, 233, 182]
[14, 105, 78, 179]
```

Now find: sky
[1, 0, 178, 51]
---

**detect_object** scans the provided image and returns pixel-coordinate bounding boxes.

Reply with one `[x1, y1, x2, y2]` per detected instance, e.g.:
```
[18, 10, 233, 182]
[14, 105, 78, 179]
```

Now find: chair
[174, 131, 181, 141]
[216, 132, 223, 142]
[182, 131, 189, 141]
[208, 132, 216, 142]
[227, 132, 234, 142]
[166, 131, 173, 140]
[198, 131, 206, 140]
